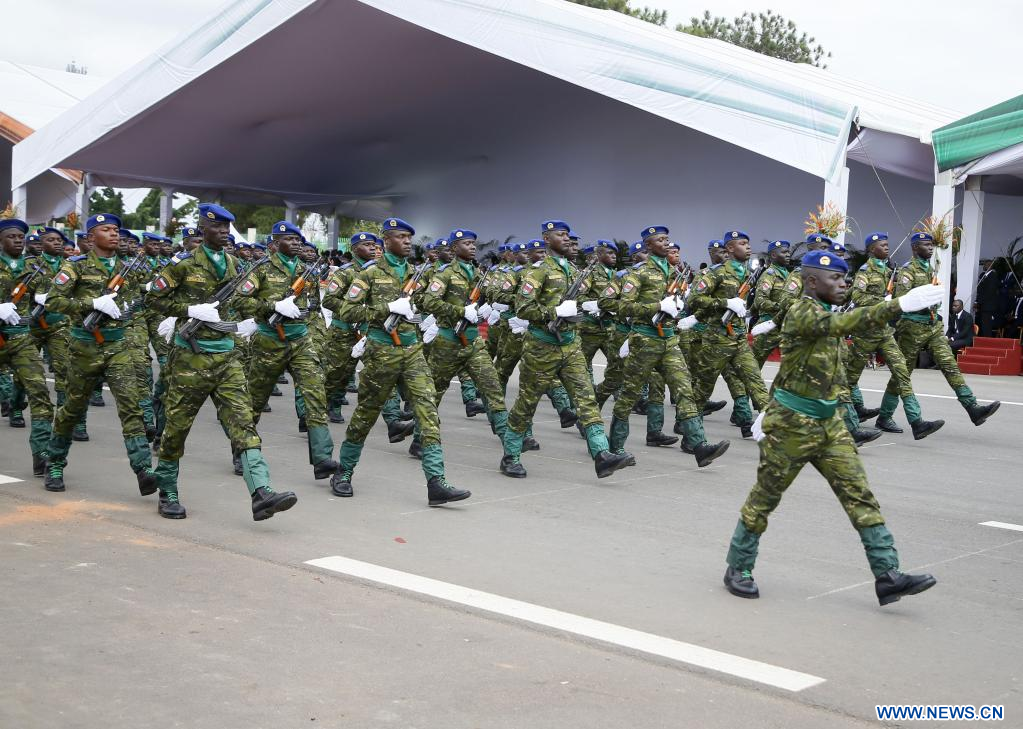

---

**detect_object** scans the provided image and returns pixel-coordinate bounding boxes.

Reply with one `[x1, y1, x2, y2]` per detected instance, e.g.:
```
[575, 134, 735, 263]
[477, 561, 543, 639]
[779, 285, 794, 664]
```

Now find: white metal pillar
[824, 165, 850, 243]
[931, 170, 956, 323]
[958, 176, 985, 312]
[285, 202, 298, 224]
[158, 187, 174, 234]
[326, 213, 339, 250]
[11, 185, 27, 222]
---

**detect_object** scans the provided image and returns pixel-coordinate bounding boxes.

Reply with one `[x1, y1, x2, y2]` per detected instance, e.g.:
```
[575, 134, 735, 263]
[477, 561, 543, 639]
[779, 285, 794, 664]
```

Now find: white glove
[618, 339, 630, 358]
[898, 284, 944, 313]
[423, 323, 439, 343]
[509, 316, 529, 334]
[582, 300, 600, 315]
[92, 294, 122, 320]
[187, 301, 220, 323]
[236, 318, 258, 338]
[0, 301, 21, 325]
[462, 303, 479, 324]
[34, 293, 47, 306]
[157, 316, 177, 342]
[676, 315, 698, 331]
[321, 307, 333, 326]
[144, 281, 153, 293]
[751, 411, 766, 442]
[658, 296, 679, 318]
[554, 300, 577, 318]
[351, 337, 367, 358]
[750, 321, 776, 337]
[273, 295, 301, 319]
[487, 310, 501, 325]
[387, 297, 414, 320]
[478, 303, 493, 319]
[725, 297, 747, 318]
[492, 303, 510, 313]
[883, 294, 892, 302]
[419, 314, 436, 332]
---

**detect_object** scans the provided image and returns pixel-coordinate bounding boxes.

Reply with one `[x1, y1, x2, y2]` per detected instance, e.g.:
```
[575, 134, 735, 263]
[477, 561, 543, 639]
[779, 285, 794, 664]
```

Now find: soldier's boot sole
[875, 416, 903, 434]
[252, 491, 298, 521]
[136, 470, 158, 496]
[968, 401, 1000, 427]
[313, 459, 338, 480]
[499, 456, 527, 478]
[694, 440, 730, 468]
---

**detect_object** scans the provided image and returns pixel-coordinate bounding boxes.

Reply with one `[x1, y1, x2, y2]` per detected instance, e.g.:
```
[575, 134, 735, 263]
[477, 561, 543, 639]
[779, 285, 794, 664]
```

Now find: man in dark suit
[947, 299, 975, 354]
[976, 259, 1000, 336]
[1004, 287, 1023, 340]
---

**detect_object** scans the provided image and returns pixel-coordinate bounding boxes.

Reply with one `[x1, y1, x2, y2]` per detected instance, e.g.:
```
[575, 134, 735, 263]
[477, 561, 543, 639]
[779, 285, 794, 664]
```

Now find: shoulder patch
[239, 279, 256, 295]
[622, 281, 635, 294]
[855, 277, 867, 291]
[347, 283, 364, 299]
[521, 281, 535, 295]
[326, 280, 341, 294]
[151, 275, 170, 292]
[501, 279, 513, 291]
[602, 284, 617, 297]
[53, 271, 72, 286]
[695, 279, 708, 292]
[428, 280, 443, 293]
[68, 255, 87, 262]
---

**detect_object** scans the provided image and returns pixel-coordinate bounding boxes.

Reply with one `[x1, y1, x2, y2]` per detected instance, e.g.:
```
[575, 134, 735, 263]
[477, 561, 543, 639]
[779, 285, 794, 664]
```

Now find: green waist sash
[367, 327, 418, 347]
[527, 325, 576, 345]
[0, 325, 30, 337]
[173, 334, 235, 353]
[632, 323, 674, 339]
[901, 312, 935, 324]
[70, 326, 125, 343]
[774, 388, 838, 419]
[437, 326, 479, 344]
[257, 322, 309, 341]
[30, 312, 67, 328]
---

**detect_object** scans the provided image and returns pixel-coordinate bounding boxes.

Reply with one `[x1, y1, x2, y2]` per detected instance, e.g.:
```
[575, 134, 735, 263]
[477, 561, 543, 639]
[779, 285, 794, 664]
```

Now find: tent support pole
[823, 165, 850, 243]
[285, 202, 298, 224]
[932, 170, 956, 323]
[327, 213, 339, 251]
[159, 187, 174, 234]
[12, 185, 28, 222]
[957, 176, 985, 314]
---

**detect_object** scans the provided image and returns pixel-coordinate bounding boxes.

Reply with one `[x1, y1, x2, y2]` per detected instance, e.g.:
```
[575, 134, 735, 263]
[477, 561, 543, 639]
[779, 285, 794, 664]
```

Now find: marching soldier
[0, 218, 54, 475]
[28, 227, 72, 425]
[578, 240, 617, 395]
[501, 220, 629, 479]
[723, 250, 941, 605]
[43, 213, 156, 494]
[330, 217, 471, 505]
[748, 240, 791, 367]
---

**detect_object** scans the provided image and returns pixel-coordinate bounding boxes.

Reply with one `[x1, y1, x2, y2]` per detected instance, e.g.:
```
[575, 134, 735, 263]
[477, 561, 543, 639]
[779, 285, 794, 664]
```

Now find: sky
[7, 0, 1020, 118]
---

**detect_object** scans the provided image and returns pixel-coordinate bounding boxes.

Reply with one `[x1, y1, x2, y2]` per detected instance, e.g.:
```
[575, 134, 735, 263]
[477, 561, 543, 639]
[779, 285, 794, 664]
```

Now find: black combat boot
[328, 405, 345, 423]
[427, 476, 471, 506]
[277, 375, 289, 385]
[739, 423, 753, 439]
[723, 566, 759, 599]
[875, 415, 903, 433]
[910, 419, 944, 440]
[232, 453, 243, 476]
[690, 440, 730, 468]
[387, 419, 415, 443]
[136, 469, 158, 496]
[852, 427, 883, 446]
[464, 400, 486, 417]
[9, 410, 25, 428]
[522, 437, 540, 451]
[330, 468, 353, 497]
[408, 439, 423, 459]
[645, 431, 678, 447]
[297, 416, 308, 433]
[158, 491, 187, 519]
[0, 399, 8, 417]
[875, 569, 936, 606]
[855, 403, 881, 420]
[72, 423, 89, 441]
[32, 453, 46, 477]
[967, 401, 1000, 426]
[702, 400, 727, 416]
[558, 408, 579, 428]
[251, 487, 298, 521]
[313, 458, 338, 480]
[593, 450, 630, 478]
[44, 464, 65, 492]
[499, 455, 527, 478]
[90, 391, 105, 406]
[339, 393, 349, 405]
[270, 384, 283, 397]
[262, 402, 272, 412]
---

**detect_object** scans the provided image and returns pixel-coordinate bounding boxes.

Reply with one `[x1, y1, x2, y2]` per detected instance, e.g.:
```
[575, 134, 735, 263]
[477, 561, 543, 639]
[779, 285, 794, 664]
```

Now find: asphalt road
[1, 360, 1020, 728]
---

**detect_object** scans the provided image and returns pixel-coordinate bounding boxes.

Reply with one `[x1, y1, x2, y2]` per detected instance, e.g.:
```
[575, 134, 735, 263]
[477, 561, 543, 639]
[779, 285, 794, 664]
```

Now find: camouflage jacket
[578, 263, 615, 328]
[489, 264, 527, 312]
[618, 256, 674, 336]
[597, 267, 636, 331]
[321, 257, 371, 316]
[233, 252, 317, 326]
[776, 297, 904, 403]
[147, 245, 243, 345]
[47, 250, 143, 332]
[688, 260, 749, 335]
[419, 260, 480, 330]
[337, 254, 421, 343]
[751, 264, 791, 323]
[515, 254, 591, 333]
[0, 253, 42, 328]
[894, 257, 939, 322]
[28, 252, 70, 328]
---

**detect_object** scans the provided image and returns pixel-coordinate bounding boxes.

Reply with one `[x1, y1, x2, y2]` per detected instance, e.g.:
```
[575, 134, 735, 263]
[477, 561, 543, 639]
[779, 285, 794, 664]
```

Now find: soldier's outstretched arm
[785, 299, 903, 339]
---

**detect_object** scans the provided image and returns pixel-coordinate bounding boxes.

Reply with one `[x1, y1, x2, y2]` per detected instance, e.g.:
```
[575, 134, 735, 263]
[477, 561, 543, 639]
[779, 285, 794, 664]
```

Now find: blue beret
[351, 231, 381, 246]
[435, 238, 449, 248]
[119, 229, 140, 243]
[724, 230, 749, 242]
[382, 217, 415, 235]
[514, 242, 529, 252]
[75, 231, 87, 240]
[829, 241, 847, 253]
[801, 250, 848, 274]
[541, 220, 571, 234]
[271, 220, 302, 237]
[768, 240, 790, 250]
[0, 218, 28, 235]
[198, 203, 235, 223]
[180, 226, 201, 238]
[805, 234, 833, 246]
[142, 232, 163, 242]
[641, 225, 669, 240]
[527, 239, 545, 250]
[595, 239, 616, 251]
[569, 233, 580, 242]
[86, 213, 122, 231]
[226, 233, 235, 244]
[35, 226, 69, 244]
[581, 245, 596, 254]
[265, 234, 274, 244]
[668, 241, 680, 250]
[708, 240, 724, 250]
[301, 238, 317, 249]
[498, 244, 507, 252]
[424, 242, 436, 251]
[26, 233, 39, 242]
[450, 229, 476, 242]
[911, 232, 934, 243]
[865, 232, 888, 245]
[253, 241, 267, 250]
[629, 241, 645, 254]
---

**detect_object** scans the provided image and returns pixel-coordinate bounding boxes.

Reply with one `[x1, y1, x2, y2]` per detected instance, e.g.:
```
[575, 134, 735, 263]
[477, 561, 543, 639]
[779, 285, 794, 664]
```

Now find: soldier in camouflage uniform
[230, 220, 338, 483]
[0, 219, 54, 475]
[578, 240, 618, 396]
[418, 228, 524, 477]
[877, 232, 1000, 429]
[432, 238, 486, 416]
[290, 237, 330, 432]
[501, 220, 629, 478]
[147, 204, 298, 521]
[28, 227, 72, 423]
[610, 226, 729, 467]
[687, 231, 770, 431]
[330, 217, 470, 505]
[724, 250, 941, 606]
[842, 232, 944, 439]
[485, 244, 517, 361]
[43, 214, 155, 495]
[749, 240, 791, 367]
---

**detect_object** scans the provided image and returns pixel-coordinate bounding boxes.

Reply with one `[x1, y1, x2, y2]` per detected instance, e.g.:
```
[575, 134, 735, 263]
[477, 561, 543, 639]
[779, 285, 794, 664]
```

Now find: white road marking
[0, 474, 25, 485]
[857, 388, 1020, 407]
[306, 555, 825, 692]
[980, 521, 1023, 533]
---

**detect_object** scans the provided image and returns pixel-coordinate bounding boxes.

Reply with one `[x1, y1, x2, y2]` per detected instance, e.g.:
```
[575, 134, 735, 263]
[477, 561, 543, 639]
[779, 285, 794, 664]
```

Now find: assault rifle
[548, 259, 598, 344]
[266, 253, 328, 341]
[81, 250, 149, 344]
[721, 259, 764, 336]
[383, 263, 429, 345]
[453, 264, 492, 346]
[652, 263, 692, 336]
[178, 255, 270, 354]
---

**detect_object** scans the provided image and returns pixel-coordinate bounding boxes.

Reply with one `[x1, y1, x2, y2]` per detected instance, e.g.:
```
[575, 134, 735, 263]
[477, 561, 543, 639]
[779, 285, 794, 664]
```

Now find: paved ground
[1, 361, 1020, 728]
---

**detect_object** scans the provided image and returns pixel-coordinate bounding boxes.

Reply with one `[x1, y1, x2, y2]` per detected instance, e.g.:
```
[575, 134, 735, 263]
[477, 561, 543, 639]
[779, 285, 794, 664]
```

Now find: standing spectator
[1004, 286, 1023, 340]
[946, 299, 975, 354]
[976, 259, 999, 336]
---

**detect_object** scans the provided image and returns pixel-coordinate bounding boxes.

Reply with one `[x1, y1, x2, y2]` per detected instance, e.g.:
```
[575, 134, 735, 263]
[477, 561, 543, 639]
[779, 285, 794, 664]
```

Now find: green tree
[567, 0, 667, 26]
[88, 187, 125, 218]
[122, 188, 161, 230]
[677, 10, 831, 68]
